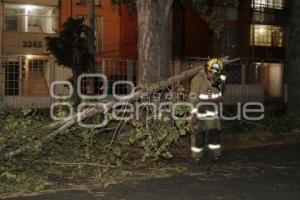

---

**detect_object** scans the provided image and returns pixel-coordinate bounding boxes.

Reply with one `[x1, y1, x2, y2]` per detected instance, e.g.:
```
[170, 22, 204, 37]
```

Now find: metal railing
[0, 56, 280, 107]
[0, 56, 52, 108]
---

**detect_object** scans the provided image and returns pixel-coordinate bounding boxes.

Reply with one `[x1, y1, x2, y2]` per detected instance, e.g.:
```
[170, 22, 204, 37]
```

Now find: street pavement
[4, 144, 300, 200]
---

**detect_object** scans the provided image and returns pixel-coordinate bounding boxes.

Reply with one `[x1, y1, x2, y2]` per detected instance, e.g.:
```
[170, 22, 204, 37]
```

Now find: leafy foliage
[111, 0, 239, 39]
[1, 100, 299, 196]
[191, 0, 239, 39]
[0, 103, 190, 195]
[0, 108, 50, 157]
[127, 86, 191, 161]
[46, 17, 93, 71]
[262, 103, 300, 134]
[46, 17, 94, 103]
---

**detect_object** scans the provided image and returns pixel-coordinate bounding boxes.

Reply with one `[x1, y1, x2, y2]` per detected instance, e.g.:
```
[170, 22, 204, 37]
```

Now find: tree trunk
[135, 0, 174, 84]
[72, 66, 81, 104]
[286, 0, 300, 116]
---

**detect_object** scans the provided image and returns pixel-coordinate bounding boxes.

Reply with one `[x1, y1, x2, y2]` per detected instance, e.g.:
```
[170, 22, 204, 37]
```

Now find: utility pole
[87, 0, 96, 95]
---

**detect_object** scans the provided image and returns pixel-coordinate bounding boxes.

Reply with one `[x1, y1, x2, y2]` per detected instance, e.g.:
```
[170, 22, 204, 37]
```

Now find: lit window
[252, 0, 284, 9]
[250, 24, 284, 47]
[4, 4, 58, 33]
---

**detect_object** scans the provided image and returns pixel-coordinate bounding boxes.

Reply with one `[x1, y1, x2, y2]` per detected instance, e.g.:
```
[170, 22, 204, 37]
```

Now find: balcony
[4, 4, 58, 34]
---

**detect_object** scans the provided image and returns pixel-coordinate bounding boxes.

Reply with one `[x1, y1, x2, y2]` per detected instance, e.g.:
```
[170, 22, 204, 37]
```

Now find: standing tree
[48, 0, 238, 91]
[46, 17, 93, 102]
[135, 0, 174, 84]
[112, 0, 238, 84]
[286, 0, 300, 116]
[4, 0, 242, 159]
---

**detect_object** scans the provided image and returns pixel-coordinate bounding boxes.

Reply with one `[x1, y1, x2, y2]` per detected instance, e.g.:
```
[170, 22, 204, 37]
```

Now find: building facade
[0, 0, 138, 107]
[180, 0, 288, 101]
[0, 0, 59, 107]
[60, 0, 138, 59]
[0, 0, 289, 107]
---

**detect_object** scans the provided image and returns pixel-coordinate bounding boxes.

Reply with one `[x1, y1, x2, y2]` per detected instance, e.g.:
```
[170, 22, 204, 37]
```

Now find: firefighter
[189, 58, 226, 162]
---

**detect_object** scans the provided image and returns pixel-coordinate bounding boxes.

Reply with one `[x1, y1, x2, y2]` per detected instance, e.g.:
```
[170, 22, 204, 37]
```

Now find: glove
[212, 74, 226, 91]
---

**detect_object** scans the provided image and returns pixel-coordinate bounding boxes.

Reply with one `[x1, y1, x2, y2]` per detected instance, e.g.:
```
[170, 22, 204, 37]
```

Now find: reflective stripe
[191, 146, 203, 153]
[191, 108, 198, 114]
[208, 144, 221, 150]
[220, 75, 226, 81]
[199, 92, 222, 100]
[199, 94, 209, 100]
[197, 111, 218, 118]
[206, 110, 218, 117]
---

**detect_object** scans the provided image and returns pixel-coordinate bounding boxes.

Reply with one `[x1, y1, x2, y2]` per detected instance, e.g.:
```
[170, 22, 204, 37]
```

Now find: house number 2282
[22, 41, 43, 48]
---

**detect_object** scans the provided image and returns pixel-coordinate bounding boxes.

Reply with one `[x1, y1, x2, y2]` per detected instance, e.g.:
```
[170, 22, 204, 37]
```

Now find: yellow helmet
[206, 58, 224, 74]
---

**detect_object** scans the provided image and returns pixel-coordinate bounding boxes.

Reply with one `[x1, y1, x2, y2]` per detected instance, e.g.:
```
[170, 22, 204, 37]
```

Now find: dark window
[4, 61, 19, 96]
[219, 7, 238, 21]
[253, 10, 275, 24]
[220, 28, 239, 57]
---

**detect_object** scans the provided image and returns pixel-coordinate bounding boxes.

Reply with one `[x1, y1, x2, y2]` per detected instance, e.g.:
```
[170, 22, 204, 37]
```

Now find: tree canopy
[46, 17, 94, 74]
[110, 0, 239, 83]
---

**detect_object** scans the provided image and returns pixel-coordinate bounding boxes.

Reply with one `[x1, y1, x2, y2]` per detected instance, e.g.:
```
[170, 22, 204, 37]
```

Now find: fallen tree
[4, 58, 240, 160]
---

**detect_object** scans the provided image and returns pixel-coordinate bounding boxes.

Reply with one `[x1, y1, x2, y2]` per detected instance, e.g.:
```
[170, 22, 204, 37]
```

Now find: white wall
[42, 60, 51, 90]
[54, 65, 73, 96]
[3, 32, 54, 55]
[262, 62, 284, 98]
[268, 63, 283, 98]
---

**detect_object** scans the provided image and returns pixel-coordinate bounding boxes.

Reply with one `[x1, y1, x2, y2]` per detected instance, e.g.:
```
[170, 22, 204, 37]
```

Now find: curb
[223, 132, 300, 150]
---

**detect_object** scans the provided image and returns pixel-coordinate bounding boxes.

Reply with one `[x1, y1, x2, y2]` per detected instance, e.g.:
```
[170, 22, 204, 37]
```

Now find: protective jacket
[189, 70, 222, 131]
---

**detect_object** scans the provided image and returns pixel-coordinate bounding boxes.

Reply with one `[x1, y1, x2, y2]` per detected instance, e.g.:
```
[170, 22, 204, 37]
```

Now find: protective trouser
[191, 131, 205, 160]
[207, 129, 222, 158]
[191, 129, 222, 160]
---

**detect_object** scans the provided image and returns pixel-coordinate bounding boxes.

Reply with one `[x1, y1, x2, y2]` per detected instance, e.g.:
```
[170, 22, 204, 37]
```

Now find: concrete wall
[183, 5, 213, 57]
[119, 5, 138, 60]
[54, 65, 73, 96]
[42, 60, 51, 90]
[2, 32, 54, 55]
[2, 0, 58, 56]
